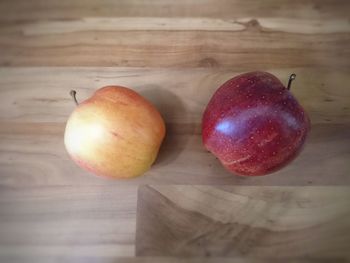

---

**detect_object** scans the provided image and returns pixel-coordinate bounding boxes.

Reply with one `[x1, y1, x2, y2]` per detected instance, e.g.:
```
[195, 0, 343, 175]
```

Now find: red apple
[202, 71, 310, 176]
[64, 86, 166, 179]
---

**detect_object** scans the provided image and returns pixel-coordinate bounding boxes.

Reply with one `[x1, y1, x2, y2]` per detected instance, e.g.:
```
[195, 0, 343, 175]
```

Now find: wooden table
[0, 1, 349, 262]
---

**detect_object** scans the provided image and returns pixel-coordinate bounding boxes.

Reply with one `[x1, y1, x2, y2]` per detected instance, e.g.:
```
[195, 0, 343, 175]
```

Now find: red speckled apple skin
[202, 71, 310, 176]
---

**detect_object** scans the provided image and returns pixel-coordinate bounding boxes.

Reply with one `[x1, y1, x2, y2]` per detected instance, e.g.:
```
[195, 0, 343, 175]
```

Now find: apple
[64, 86, 166, 179]
[202, 71, 310, 176]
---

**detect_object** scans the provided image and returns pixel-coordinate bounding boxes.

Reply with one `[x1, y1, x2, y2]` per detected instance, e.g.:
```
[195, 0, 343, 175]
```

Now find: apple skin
[202, 71, 310, 176]
[64, 86, 166, 179]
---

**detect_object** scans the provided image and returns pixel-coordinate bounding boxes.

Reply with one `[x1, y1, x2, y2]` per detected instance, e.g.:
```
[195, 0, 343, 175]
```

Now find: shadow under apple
[140, 86, 194, 167]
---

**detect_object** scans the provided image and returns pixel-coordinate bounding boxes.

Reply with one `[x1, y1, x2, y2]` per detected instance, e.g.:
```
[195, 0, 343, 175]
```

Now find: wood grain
[0, 0, 349, 262]
[136, 185, 350, 258]
[0, 67, 349, 186]
[0, 67, 349, 124]
[0, 256, 344, 263]
[0, 122, 349, 186]
[0, 185, 138, 258]
[1, 21, 349, 68]
[0, 1, 349, 67]
[1, 0, 349, 21]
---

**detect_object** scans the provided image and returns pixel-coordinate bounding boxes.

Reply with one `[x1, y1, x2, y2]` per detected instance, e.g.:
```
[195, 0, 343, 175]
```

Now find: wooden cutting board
[0, 0, 349, 262]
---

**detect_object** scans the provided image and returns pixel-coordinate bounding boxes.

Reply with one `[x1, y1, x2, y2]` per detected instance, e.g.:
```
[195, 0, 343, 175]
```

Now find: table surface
[0, 0, 349, 262]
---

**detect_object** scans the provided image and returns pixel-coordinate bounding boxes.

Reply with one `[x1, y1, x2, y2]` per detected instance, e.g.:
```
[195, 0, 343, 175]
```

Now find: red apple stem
[70, 90, 79, 106]
[287, 73, 296, 90]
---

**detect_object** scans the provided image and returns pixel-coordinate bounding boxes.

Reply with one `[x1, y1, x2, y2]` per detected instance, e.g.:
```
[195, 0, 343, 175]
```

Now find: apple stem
[287, 73, 296, 90]
[70, 90, 79, 106]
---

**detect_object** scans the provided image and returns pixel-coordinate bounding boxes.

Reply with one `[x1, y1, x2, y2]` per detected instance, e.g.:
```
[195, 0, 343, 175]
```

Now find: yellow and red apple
[64, 86, 166, 179]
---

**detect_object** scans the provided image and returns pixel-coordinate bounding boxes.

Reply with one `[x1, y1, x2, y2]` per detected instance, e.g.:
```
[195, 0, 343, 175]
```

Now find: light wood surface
[1, 185, 348, 262]
[0, 67, 349, 186]
[0, 0, 349, 262]
[0, 185, 138, 258]
[1, 18, 349, 68]
[136, 186, 350, 258]
[1, 256, 344, 263]
[0, 0, 349, 68]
